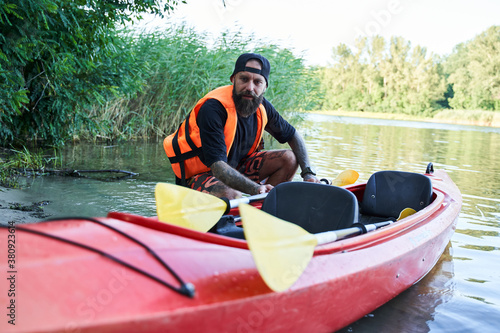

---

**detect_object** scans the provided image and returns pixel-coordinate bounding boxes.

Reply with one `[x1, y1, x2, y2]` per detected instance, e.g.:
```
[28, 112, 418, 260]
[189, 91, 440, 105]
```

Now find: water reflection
[337, 244, 454, 333]
[298, 114, 500, 192]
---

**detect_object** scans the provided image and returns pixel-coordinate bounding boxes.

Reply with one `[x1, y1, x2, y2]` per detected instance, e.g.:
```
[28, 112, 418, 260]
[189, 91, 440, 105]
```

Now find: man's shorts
[187, 151, 269, 193]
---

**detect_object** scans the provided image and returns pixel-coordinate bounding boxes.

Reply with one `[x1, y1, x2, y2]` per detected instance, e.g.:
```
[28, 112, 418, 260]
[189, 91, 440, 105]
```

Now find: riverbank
[0, 187, 50, 225]
[312, 110, 500, 128]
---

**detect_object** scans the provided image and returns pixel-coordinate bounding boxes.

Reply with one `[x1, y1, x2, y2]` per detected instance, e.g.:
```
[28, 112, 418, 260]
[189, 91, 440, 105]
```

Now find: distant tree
[363, 36, 385, 107]
[0, 0, 182, 145]
[319, 43, 357, 110]
[445, 26, 500, 111]
[319, 35, 445, 115]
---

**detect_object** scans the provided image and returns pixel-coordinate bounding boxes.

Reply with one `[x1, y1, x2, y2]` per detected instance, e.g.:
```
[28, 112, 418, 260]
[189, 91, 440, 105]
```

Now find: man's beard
[232, 87, 264, 118]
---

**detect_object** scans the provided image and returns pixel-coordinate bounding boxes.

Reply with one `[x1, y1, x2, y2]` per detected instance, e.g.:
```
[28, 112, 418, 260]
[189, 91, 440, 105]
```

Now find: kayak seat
[261, 182, 359, 233]
[360, 171, 433, 220]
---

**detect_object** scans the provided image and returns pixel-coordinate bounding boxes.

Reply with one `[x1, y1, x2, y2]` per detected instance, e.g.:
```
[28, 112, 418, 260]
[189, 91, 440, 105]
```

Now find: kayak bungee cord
[1, 217, 195, 298]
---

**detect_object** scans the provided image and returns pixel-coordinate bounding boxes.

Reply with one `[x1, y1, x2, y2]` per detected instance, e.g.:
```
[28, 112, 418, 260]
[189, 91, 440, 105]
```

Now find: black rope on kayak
[2, 218, 195, 298]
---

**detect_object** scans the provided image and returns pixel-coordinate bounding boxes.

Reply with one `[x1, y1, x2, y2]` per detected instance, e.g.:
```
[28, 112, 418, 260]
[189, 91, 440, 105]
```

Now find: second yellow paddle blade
[397, 207, 417, 220]
[155, 183, 226, 232]
[332, 169, 359, 186]
[240, 204, 318, 292]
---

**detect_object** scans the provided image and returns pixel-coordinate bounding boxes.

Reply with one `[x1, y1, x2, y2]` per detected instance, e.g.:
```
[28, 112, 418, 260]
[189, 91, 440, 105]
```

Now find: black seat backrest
[261, 182, 358, 233]
[360, 171, 433, 219]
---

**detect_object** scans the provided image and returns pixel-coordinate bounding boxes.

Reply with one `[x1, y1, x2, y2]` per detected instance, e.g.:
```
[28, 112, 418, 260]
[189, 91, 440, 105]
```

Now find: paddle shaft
[225, 177, 335, 210]
[227, 193, 268, 210]
[314, 221, 393, 245]
[224, 174, 352, 213]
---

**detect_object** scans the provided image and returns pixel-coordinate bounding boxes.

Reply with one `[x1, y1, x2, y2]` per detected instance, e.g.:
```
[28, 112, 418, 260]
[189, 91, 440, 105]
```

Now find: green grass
[433, 109, 500, 127]
[312, 109, 500, 128]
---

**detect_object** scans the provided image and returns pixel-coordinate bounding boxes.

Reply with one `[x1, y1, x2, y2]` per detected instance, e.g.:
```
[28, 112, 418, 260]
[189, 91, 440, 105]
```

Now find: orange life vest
[164, 85, 268, 181]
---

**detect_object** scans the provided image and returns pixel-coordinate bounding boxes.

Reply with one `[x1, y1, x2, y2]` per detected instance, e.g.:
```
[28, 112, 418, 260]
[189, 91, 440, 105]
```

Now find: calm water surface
[20, 114, 500, 332]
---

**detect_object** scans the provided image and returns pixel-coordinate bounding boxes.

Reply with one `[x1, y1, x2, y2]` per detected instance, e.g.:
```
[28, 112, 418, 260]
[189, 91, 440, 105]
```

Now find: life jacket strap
[169, 115, 203, 186]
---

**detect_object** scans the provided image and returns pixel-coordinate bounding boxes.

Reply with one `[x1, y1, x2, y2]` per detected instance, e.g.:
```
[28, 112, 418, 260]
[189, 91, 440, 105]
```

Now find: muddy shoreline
[0, 186, 51, 225]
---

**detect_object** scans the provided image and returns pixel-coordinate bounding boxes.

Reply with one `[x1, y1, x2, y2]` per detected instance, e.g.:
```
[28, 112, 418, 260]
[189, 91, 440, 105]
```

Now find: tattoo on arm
[211, 161, 259, 194]
[288, 132, 311, 170]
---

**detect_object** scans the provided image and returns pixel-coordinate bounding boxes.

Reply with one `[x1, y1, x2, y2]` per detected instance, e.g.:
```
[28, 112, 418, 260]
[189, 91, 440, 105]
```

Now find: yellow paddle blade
[397, 207, 417, 220]
[155, 183, 226, 232]
[240, 203, 318, 292]
[331, 169, 359, 186]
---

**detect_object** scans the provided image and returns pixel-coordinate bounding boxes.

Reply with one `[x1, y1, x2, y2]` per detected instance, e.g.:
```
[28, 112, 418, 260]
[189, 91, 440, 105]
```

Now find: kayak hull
[0, 170, 461, 333]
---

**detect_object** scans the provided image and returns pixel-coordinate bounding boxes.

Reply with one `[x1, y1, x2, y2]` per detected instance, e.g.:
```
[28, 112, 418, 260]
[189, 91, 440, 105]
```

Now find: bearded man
[164, 53, 320, 199]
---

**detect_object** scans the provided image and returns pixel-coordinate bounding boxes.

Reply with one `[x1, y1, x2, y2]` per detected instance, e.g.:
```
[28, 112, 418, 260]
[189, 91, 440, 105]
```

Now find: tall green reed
[86, 25, 321, 140]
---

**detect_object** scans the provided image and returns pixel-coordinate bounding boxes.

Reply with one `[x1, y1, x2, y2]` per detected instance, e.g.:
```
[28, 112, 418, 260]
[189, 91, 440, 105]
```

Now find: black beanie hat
[230, 53, 271, 86]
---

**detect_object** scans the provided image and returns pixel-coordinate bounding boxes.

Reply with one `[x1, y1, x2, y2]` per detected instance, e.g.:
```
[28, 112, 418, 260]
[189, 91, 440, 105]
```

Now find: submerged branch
[19, 169, 139, 177]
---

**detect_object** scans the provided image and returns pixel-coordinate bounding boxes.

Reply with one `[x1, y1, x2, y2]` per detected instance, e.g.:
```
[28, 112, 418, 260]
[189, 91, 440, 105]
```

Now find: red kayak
[0, 167, 461, 333]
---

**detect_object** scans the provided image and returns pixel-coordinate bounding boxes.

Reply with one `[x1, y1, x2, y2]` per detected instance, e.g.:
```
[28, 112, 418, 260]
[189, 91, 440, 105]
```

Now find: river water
[18, 113, 500, 332]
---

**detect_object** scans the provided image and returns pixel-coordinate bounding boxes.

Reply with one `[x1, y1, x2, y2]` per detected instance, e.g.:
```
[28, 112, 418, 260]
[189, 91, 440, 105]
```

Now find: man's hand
[302, 174, 321, 183]
[211, 160, 270, 196]
[256, 184, 274, 194]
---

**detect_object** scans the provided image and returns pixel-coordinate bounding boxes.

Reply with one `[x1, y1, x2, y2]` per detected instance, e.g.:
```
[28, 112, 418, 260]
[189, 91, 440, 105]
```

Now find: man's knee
[282, 149, 298, 169]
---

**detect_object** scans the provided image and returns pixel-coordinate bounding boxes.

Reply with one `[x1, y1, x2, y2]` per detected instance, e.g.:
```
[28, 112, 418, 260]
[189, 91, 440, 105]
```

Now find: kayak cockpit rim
[108, 183, 449, 257]
[313, 189, 446, 255]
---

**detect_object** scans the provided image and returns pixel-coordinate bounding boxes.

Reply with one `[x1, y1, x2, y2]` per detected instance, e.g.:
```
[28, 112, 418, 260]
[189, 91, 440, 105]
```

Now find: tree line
[318, 26, 500, 115]
[0, 1, 498, 146]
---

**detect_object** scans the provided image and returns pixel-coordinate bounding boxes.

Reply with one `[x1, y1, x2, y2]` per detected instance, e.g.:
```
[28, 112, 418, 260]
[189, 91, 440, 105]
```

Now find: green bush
[0, 0, 180, 146]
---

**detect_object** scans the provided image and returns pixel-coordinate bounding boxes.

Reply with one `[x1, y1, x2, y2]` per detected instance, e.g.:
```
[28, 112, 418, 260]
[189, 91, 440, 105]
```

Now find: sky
[142, 0, 500, 66]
